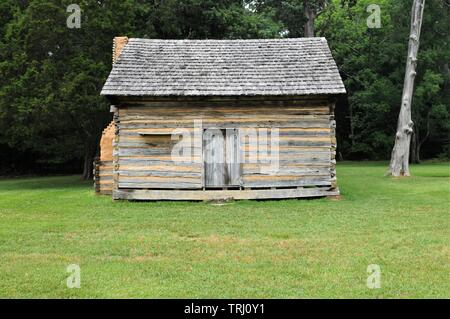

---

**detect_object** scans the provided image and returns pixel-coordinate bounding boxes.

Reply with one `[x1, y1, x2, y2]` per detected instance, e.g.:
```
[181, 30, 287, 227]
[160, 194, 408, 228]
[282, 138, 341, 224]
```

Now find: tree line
[0, 0, 449, 178]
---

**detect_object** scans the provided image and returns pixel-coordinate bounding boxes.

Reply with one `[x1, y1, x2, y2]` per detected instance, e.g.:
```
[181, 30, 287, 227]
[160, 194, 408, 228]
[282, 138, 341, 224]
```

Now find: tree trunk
[304, 0, 316, 37]
[82, 140, 97, 180]
[388, 0, 425, 176]
[444, 63, 450, 76]
[82, 153, 93, 180]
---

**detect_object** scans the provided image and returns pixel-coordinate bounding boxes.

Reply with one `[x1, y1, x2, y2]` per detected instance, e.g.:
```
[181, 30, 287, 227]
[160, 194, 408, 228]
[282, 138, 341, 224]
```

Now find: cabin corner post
[111, 105, 120, 200]
[329, 101, 339, 194]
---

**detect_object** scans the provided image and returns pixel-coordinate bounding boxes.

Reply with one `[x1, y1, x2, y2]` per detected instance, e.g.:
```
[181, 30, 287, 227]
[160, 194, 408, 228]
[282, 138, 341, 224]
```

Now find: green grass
[0, 162, 449, 298]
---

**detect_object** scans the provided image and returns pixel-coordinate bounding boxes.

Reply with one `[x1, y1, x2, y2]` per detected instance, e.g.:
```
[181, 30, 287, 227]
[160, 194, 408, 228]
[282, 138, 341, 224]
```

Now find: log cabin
[96, 37, 346, 200]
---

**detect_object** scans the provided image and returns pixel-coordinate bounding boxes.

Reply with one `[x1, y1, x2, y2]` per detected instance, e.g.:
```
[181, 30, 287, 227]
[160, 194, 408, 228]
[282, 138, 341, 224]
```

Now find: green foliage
[250, 0, 330, 37]
[411, 0, 450, 160]
[151, 0, 282, 39]
[0, 0, 146, 173]
[316, 0, 450, 160]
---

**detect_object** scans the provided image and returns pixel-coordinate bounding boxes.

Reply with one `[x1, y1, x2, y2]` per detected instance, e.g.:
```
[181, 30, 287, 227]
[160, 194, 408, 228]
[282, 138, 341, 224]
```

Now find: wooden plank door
[204, 129, 226, 187]
[203, 129, 241, 187]
[226, 129, 241, 186]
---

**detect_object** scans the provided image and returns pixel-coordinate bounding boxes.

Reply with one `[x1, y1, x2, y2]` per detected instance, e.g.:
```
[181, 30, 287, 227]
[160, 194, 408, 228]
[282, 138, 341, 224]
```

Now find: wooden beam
[113, 187, 340, 201]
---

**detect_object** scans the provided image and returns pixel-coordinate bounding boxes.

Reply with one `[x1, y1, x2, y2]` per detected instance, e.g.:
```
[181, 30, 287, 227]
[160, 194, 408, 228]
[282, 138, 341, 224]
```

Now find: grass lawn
[0, 162, 448, 298]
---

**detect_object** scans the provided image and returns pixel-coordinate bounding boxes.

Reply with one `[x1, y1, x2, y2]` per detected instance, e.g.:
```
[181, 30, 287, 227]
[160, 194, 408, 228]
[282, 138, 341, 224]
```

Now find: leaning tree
[388, 0, 426, 176]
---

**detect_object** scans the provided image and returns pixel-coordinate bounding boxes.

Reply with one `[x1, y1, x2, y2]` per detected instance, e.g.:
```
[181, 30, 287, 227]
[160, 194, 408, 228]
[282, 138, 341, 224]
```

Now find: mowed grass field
[0, 162, 448, 298]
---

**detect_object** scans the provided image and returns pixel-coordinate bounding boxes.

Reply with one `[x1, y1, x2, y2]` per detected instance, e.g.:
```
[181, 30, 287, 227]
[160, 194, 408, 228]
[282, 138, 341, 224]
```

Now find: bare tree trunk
[388, 0, 425, 176]
[82, 153, 93, 180]
[82, 140, 97, 180]
[444, 63, 450, 74]
[304, 0, 316, 37]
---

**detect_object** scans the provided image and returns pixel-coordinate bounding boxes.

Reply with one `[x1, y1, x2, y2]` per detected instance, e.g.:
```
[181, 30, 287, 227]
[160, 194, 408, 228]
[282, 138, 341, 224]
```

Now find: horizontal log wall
[114, 97, 336, 194]
[117, 133, 203, 189]
[94, 160, 113, 195]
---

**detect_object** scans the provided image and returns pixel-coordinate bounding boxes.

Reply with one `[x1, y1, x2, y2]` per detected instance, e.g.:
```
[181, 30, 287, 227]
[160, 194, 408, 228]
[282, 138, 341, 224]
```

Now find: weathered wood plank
[121, 106, 330, 114]
[119, 117, 331, 125]
[204, 129, 226, 187]
[243, 154, 331, 163]
[242, 175, 331, 188]
[226, 128, 241, 185]
[119, 175, 200, 183]
[119, 100, 332, 109]
[244, 147, 331, 154]
[119, 164, 201, 172]
[118, 147, 199, 157]
[242, 167, 330, 175]
[98, 179, 114, 185]
[120, 127, 330, 136]
[97, 174, 113, 180]
[94, 160, 113, 194]
[120, 115, 331, 123]
[115, 93, 335, 104]
[118, 155, 202, 162]
[243, 140, 331, 147]
[113, 187, 339, 200]
[122, 128, 196, 135]
[117, 170, 202, 178]
[243, 162, 330, 169]
[118, 182, 202, 189]
[120, 122, 331, 129]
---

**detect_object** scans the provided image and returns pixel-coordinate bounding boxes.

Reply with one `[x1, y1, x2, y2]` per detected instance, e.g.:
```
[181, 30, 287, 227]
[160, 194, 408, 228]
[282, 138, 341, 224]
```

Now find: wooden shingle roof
[101, 38, 346, 97]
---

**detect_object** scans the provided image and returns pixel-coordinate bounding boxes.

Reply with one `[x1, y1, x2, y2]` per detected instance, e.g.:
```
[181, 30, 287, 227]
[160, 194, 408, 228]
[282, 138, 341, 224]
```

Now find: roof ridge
[127, 37, 327, 42]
